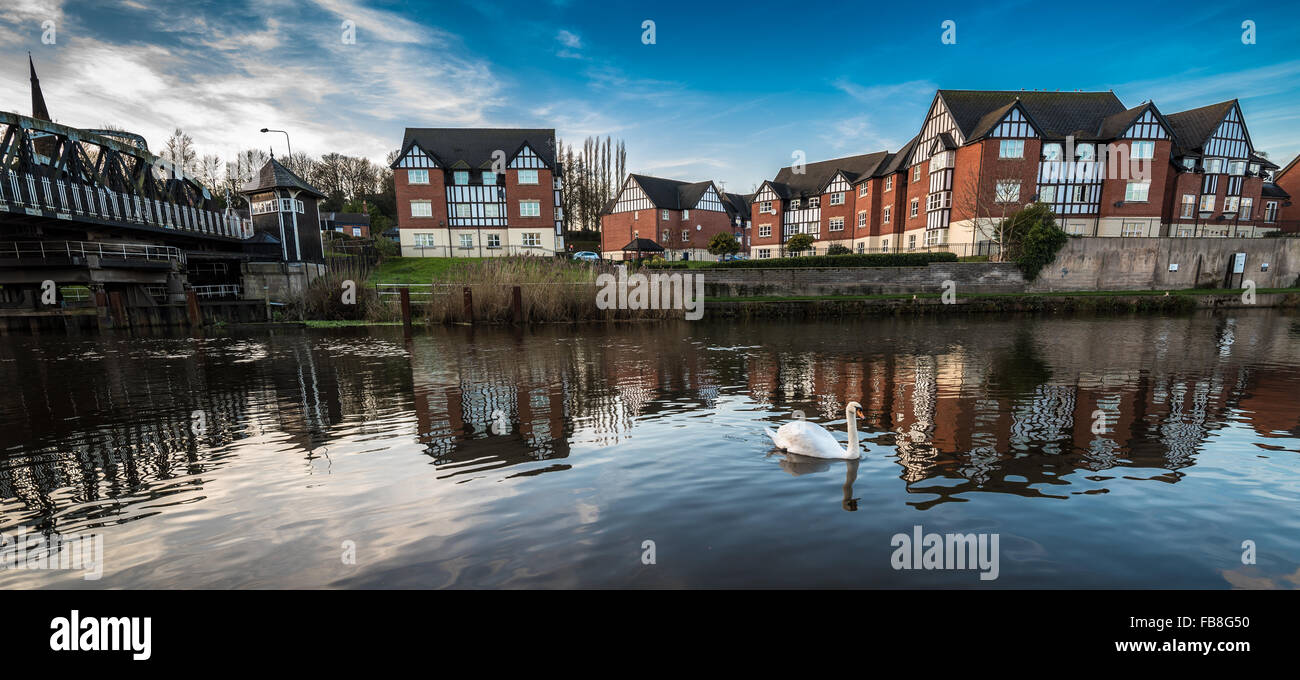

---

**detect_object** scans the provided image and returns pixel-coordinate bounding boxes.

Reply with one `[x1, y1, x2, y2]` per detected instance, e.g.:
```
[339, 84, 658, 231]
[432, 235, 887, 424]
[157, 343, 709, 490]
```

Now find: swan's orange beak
[855, 408, 865, 419]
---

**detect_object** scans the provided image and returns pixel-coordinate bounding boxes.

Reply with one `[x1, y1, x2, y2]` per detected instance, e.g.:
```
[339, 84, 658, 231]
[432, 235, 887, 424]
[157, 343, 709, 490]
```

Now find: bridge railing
[1, 168, 253, 240]
[0, 240, 186, 263]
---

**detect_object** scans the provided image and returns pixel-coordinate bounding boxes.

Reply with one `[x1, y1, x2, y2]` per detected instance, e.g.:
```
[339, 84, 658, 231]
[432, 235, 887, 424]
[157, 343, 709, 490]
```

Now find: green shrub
[642, 261, 691, 269]
[826, 244, 852, 255]
[995, 203, 1069, 281]
[711, 252, 957, 269]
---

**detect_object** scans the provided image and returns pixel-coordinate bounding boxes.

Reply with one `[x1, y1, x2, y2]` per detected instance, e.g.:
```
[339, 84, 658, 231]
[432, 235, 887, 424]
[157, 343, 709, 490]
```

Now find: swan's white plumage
[766, 419, 859, 459]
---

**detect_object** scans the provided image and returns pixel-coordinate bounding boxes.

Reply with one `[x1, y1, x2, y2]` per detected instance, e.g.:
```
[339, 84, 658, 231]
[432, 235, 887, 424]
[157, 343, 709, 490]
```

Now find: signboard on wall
[1232, 253, 1247, 274]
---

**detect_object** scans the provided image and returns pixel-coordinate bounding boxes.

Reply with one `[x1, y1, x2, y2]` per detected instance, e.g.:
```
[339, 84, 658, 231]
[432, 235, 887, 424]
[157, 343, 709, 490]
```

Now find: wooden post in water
[511, 286, 522, 324]
[109, 291, 128, 329]
[463, 286, 474, 323]
[399, 287, 412, 333]
[185, 290, 202, 328]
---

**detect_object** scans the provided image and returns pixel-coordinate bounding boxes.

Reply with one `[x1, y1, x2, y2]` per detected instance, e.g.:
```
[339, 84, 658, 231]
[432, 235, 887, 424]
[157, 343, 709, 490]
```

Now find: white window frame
[829, 192, 845, 206]
[994, 180, 1021, 203]
[453, 171, 469, 185]
[410, 200, 432, 218]
[910, 198, 919, 217]
[758, 224, 771, 238]
[520, 200, 541, 217]
[487, 233, 501, 248]
[458, 233, 474, 249]
[517, 169, 539, 185]
[999, 140, 1024, 159]
[407, 169, 429, 184]
[760, 200, 774, 214]
[829, 216, 845, 231]
[1124, 181, 1150, 203]
[522, 232, 541, 247]
[882, 206, 891, 223]
[1131, 141, 1155, 160]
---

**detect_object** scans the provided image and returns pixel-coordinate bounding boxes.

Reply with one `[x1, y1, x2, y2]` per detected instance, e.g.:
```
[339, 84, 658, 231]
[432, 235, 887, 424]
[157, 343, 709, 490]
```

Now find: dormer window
[1182, 158, 1196, 170]
[1204, 158, 1224, 174]
[1043, 143, 1063, 161]
[790, 199, 801, 210]
[808, 197, 820, 208]
[1248, 163, 1261, 174]
[1076, 144, 1096, 161]
[453, 171, 469, 185]
[1228, 161, 1247, 176]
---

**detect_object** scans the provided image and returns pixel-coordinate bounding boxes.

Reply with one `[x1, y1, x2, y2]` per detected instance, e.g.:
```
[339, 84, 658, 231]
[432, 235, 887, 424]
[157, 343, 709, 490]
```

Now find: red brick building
[1269, 155, 1298, 232]
[600, 174, 750, 261]
[749, 90, 1286, 258]
[391, 128, 564, 257]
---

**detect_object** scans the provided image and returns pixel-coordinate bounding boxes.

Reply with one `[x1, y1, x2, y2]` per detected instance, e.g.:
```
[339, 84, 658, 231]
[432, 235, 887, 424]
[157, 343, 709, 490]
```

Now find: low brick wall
[702, 262, 1026, 297]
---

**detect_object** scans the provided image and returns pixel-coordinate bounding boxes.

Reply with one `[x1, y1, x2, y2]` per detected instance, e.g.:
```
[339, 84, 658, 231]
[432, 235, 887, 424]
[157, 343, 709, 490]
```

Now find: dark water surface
[2, 311, 1299, 588]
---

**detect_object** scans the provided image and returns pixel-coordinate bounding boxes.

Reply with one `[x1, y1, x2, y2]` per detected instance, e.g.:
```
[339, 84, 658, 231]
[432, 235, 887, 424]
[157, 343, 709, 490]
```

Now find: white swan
[765, 401, 864, 460]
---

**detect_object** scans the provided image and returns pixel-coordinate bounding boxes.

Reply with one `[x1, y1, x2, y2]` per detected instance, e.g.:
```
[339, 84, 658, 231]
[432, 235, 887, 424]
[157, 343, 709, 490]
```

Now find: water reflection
[0, 310, 1298, 587]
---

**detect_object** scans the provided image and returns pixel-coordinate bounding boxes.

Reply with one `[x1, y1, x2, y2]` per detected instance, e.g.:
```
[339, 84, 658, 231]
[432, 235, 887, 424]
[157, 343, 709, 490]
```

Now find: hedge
[707, 252, 958, 269]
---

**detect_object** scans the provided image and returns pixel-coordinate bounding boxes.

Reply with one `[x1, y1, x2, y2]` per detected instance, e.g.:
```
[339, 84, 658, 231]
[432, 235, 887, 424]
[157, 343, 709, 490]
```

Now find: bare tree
[162, 128, 197, 174]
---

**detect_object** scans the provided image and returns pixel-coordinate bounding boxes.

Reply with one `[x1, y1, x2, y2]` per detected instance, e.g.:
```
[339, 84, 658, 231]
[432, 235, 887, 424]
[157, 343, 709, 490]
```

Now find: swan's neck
[845, 405, 859, 454]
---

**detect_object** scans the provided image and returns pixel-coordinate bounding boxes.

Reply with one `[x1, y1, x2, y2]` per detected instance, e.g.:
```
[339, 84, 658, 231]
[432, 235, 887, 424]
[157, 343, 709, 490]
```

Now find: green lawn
[368, 257, 469, 284]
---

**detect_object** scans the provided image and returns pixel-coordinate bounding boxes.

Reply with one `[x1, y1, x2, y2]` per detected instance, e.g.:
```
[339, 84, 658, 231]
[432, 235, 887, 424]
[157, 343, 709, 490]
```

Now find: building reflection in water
[2, 312, 1300, 534]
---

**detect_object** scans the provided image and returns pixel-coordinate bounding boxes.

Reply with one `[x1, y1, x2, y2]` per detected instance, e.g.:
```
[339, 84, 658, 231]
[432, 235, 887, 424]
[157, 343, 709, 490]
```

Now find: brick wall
[1028, 237, 1300, 291]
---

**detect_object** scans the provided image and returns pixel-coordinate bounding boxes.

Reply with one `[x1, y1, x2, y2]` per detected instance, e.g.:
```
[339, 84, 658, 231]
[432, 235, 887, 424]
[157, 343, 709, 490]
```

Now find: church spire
[29, 53, 51, 122]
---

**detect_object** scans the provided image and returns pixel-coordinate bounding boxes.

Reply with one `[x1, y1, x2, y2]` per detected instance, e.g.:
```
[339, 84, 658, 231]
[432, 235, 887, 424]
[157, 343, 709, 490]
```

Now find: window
[410, 200, 432, 217]
[857, 211, 866, 229]
[1066, 222, 1085, 236]
[882, 206, 891, 223]
[829, 217, 845, 231]
[484, 204, 500, 218]
[459, 233, 474, 248]
[352, 227, 361, 237]
[1043, 143, 1062, 161]
[662, 230, 670, 241]
[517, 169, 539, 185]
[925, 229, 944, 247]
[1227, 161, 1246, 176]
[407, 169, 429, 184]
[927, 191, 950, 211]
[682, 210, 690, 220]
[1204, 158, 1224, 174]
[1248, 163, 1261, 174]
[913, 166, 921, 182]
[1121, 222, 1144, 237]
[830, 192, 845, 206]
[1224, 196, 1240, 214]
[520, 200, 541, 217]
[1125, 181, 1150, 202]
[856, 242, 864, 253]
[454, 204, 471, 218]
[1071, 185, 1086, 202]
[1199, 194, 1215, 212]
[859, 184, 869, 197]
[907, 234, 917, 251]
[809, 197, 820, 208]
[910, 199, 919, 217]
[454, 171, 469, 185]
[681, 230, 689, 242]
[522, 232, 541, 247]
[999, 140, 1024, 159]
[413, 233, 436, 247]
[1131, 141, 1155, 160]
[885, 177, 893, 191]
[1240, 197, 1253, 220]
[1265, 201, 1279, 222]
[1039, 185, 1056, 204]
[334, 226, 344, 233]
[881, 238, 890, 253]
[758, 224, 771, 238]
[1077, 144, 1096, 161]
[807, 222, 820, 236]
[1180, 194, 1196, 218]
[790, 199, 801, 210]
[482, 171, 497, 185]
[760, 200, 774, 214]
[757, 248, 771, 259]
[995, 180, 1020, 203]
[1182, 158, 1196, 170]
[661, 210, 670, 220]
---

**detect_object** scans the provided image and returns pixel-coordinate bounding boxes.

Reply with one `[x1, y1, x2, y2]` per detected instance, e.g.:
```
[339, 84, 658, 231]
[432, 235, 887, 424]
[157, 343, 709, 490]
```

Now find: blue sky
[1, 0, 1298, 191]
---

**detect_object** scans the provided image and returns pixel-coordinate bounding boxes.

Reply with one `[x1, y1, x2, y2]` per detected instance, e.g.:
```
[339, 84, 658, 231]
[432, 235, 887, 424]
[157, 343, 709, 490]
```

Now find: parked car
[571, 251, 601, 262]
[724, 254, 748, 261]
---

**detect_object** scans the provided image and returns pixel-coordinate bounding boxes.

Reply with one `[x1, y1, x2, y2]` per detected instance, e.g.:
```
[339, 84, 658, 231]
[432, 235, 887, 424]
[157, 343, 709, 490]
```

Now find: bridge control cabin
[239, 157, 326, 264]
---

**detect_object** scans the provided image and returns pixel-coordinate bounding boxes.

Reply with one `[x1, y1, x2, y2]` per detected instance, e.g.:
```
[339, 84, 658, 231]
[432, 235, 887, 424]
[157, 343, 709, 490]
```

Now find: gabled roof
[1278, 155, 1300, 178]
[1095, 102, 1170, 140]
[623, 174, 739, 213]
[1165, 100, 1238, 155]
[724, 192, 752, 220]
[1261, 182, 1291, 199]
[621, 237, 664, 252]
[241, 157, 325, 198]
[873, 135, 920, 178]
[1252, 153, 1281, 171]
[769, 151, 890, 198]
[938, 90, 1127, 140]
[321, 212, 370, 225]
[396, 128, 558, 171]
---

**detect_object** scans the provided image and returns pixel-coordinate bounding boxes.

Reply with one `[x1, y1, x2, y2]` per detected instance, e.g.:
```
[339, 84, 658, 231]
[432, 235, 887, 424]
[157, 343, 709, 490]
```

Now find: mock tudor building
[601, 174, 751, 261]
[392, 128, 564, 257]
[749, 89, 1286, 258]
[240, 157, 326, 263]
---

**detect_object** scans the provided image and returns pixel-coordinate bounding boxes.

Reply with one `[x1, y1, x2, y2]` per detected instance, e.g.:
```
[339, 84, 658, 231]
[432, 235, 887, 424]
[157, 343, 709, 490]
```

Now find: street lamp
[260, 128, 292, 158]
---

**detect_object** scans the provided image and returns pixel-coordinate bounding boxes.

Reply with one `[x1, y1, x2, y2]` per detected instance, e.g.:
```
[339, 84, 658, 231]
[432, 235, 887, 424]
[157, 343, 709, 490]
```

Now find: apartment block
[391, 128, 564, 257]
[600, 174, 751, 261]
